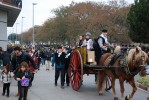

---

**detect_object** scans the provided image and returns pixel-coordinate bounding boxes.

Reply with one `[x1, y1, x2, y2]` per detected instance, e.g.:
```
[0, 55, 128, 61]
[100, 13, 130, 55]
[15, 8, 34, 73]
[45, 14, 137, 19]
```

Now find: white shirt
[82, 39, 93, 50]
[98, 34, 110, 51]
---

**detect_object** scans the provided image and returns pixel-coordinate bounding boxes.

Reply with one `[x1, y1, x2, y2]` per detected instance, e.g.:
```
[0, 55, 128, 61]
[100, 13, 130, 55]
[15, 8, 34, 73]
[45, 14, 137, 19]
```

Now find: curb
[135, 82, 149, 93]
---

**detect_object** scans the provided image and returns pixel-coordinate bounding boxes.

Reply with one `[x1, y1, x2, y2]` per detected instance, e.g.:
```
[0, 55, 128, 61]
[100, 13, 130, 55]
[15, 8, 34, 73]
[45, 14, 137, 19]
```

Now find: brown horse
[97, 47, 148, 100]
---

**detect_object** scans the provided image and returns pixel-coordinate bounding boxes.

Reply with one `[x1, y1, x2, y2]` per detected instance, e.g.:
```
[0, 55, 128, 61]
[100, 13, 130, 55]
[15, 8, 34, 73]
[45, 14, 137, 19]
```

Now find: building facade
[0, 0, 22, 50]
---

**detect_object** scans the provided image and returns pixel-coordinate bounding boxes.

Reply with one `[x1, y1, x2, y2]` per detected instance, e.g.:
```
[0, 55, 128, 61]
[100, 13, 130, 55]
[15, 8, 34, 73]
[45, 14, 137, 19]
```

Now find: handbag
[21, 72, 29, 87]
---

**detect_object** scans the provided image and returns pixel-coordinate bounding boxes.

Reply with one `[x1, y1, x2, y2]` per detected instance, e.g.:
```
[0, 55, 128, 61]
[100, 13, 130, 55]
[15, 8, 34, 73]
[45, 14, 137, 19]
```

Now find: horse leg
[111, 78, 118, 100]
[119, 78, 125, 100]
[125, 79, 137, 100]
[98, 71, 106, 95]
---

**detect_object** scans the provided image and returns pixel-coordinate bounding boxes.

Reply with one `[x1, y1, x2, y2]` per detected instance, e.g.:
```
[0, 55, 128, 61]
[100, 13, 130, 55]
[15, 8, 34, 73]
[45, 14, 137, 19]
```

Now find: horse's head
[128, 46, 148, 76]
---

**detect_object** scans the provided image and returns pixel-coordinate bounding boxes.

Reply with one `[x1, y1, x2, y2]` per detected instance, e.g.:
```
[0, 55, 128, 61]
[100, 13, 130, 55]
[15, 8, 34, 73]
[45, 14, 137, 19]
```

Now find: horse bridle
[132, 51, 147, 75]
[139, 51, 146, 71]
[124, 50, 147, 76]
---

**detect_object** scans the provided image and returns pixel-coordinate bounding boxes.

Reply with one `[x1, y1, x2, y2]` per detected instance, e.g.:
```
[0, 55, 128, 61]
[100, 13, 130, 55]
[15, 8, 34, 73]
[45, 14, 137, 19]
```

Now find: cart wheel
[105, 76, 112, 91]
[68, 50, 83, 91]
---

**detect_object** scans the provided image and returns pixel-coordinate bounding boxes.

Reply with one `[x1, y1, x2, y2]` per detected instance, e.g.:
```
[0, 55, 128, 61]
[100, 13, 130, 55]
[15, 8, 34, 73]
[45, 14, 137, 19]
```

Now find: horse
[97, 46, 148, 100]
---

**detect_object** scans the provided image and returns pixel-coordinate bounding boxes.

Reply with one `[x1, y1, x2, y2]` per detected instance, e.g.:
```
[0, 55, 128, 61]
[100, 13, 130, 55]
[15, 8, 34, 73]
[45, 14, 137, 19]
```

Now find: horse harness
[118, 51, 146, 76]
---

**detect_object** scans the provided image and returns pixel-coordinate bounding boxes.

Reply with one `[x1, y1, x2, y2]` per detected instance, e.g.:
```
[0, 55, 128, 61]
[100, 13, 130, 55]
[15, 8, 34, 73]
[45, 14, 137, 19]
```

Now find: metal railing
[0, 0, 22, 8]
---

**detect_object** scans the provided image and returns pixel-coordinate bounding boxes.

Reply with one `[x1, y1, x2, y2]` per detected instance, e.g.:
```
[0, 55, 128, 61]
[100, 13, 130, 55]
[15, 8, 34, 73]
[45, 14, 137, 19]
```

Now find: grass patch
[138, 76, 149, 87]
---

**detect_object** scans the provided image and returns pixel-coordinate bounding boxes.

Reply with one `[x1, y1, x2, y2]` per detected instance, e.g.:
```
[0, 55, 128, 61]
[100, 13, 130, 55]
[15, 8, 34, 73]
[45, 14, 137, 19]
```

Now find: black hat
[14, 46, 21, 51]
[57, 46, 62, 49]
[102, 29, 108, 32]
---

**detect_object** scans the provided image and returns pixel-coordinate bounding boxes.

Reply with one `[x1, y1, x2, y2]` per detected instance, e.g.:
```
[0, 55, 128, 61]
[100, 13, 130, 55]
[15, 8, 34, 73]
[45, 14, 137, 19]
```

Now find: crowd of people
[0, 45, 72, 100]
[0, 29, 149, 100]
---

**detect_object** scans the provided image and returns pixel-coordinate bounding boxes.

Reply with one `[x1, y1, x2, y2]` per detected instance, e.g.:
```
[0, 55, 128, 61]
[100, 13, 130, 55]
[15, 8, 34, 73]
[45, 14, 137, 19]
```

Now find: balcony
[0, 0, 22, 27]
[0, 0, 22, 8]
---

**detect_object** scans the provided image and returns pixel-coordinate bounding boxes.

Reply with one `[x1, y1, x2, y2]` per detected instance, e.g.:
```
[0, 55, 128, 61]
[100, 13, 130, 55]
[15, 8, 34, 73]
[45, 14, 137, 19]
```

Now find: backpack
[20, 72, 30, 87]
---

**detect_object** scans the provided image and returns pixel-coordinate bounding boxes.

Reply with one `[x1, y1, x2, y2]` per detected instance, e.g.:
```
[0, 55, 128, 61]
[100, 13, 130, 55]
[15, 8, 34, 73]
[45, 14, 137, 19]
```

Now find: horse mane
[127, 46, 148, 65]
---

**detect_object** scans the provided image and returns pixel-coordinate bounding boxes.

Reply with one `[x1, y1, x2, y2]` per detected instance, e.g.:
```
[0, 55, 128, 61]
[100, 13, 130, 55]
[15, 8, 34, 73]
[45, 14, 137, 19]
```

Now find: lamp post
[21, 17, 25, 44]
[16, 23, 19, 42]
[32, 3, 37, 45]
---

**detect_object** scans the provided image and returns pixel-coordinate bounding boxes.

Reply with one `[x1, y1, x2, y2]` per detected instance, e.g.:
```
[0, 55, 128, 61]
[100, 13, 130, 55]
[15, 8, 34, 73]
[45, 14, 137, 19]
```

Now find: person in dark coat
[3, 50, 11, 67]
[15, 62, 33, 100]
[64, 47, 72, 86]
[52, 46, 66, 89]
[35, 50, 42, 70]
[0, 47, 3, 67]
[11, 46, 37, 96]
[79, 35, 85, 46]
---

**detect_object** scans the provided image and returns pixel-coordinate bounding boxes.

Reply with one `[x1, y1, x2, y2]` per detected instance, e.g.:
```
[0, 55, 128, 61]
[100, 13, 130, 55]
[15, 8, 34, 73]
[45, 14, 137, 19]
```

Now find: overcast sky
[7, 0, 134, 35]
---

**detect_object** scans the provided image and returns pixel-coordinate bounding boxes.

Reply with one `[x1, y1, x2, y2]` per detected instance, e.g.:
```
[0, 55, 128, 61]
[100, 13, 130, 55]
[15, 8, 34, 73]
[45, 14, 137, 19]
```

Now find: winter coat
[52, 52, 66, 69]
[1, 72, 11, 83]
[15, 71, 33, 86]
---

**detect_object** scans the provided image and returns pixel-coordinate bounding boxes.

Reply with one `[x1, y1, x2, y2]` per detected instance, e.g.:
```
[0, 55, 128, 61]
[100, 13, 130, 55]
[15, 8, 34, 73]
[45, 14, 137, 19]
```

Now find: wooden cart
[68, 46, 112, 91]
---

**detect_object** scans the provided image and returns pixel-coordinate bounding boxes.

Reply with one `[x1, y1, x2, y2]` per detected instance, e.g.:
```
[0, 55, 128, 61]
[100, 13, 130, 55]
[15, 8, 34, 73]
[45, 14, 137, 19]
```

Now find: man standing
[11, 46, 37, 96]
[52, 46, 66, 89]
[11, 46, 37, 73]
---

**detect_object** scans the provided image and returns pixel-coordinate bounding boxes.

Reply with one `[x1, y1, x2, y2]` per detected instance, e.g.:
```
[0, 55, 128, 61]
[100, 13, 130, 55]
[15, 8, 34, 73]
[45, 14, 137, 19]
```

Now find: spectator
[45, 49, 51, 71]
[28, 50, 38, 87]
[0, 65, 12, 97]
[50, 49, 55, 70]
[64, 47, 72, 86]
[15, 62, 33, 100]
[0, 47, 3, 68]
[52, 46, 66, 89]
[35, 50, 42, 70]
[11, 46, 37, 96]
[3, 49, 11, 68]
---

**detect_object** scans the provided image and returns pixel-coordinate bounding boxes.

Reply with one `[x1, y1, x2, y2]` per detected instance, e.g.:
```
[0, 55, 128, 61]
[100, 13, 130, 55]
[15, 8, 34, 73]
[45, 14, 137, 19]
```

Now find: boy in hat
[52, 46, 66, 89]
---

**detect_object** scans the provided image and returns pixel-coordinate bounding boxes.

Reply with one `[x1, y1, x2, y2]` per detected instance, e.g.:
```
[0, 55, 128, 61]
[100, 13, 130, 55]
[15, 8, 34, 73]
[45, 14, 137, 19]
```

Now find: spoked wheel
[105, 76, 112, 91]
[68, 50, 83, 91]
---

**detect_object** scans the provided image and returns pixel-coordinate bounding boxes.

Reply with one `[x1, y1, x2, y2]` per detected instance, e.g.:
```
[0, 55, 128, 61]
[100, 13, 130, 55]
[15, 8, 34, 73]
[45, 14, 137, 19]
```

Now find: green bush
[138, 76, 149, 87]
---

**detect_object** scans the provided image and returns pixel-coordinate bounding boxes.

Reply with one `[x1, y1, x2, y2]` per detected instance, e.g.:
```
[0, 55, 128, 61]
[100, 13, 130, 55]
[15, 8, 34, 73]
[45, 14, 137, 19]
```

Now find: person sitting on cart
[93, 29, 111, 83]
[81, 32, 93, 50]
[79, 35, 85, 46]
[93, 29, 111, 64]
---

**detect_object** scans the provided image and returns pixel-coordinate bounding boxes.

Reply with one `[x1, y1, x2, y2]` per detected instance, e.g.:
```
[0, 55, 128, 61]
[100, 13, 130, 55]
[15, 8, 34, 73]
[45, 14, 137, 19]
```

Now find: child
[0, 65, 11, 97]
[15, 62, 33, 100]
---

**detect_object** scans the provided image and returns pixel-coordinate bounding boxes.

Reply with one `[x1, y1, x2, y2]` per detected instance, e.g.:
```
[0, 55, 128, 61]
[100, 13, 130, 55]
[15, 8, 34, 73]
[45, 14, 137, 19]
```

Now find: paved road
[0, 65, 148, 100]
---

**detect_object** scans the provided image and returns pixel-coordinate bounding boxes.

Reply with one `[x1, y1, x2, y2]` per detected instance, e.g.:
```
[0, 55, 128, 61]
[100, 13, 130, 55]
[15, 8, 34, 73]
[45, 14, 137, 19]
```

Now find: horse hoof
[114, 97, 119, 100]
[99, 92, 103, 95]
[125, 96, 129, 100]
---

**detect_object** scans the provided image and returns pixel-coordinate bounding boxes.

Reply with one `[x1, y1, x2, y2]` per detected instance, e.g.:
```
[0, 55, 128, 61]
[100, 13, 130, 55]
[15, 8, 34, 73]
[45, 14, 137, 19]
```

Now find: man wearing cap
[81, 32, 93, 50]
[93, 29, 112, 64]
[93, 29, 111, 82]
[98, 29, 111, 53]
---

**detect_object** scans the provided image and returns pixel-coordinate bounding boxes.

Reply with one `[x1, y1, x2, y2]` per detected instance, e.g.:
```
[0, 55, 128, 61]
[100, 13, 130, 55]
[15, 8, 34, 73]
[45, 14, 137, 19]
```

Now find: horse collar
[122, 54, 139, 76]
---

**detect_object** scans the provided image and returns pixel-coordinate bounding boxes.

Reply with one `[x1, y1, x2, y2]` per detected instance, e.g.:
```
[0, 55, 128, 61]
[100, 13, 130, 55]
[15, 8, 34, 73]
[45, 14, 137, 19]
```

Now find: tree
[127, 0, 149, 43]
[21, 1, 131, 45]
[8, 33, 19, 43]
